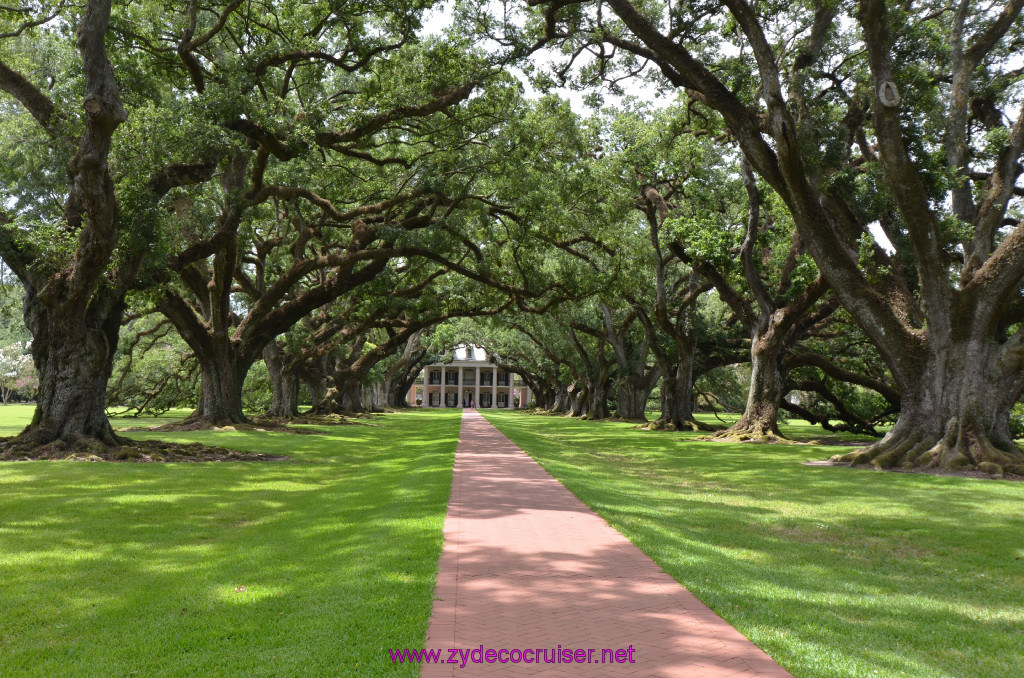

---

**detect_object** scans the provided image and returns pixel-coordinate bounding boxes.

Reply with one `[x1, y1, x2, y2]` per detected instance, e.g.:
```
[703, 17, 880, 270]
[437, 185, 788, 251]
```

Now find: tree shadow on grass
[0, 410, 463, 678]
[479, 410, 1024, 678]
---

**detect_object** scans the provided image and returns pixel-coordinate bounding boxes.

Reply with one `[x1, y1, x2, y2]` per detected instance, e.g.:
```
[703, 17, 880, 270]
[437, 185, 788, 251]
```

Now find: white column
[491, 368, 497, 408]
[440, 366, 446, 408]
[474, 366, 480, 409]
[507, 374, 513, 409]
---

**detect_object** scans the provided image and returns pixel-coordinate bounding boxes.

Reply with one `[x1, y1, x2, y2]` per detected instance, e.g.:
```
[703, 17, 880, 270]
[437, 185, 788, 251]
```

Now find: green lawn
[481, 409, 1024, 678]
[0, 404, 460, 677]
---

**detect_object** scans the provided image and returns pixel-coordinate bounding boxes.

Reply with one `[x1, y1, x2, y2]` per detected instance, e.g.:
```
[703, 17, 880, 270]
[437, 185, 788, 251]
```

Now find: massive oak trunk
[615, 373, 658, 421]
[567, 380, 588, 417]
[599, 304, 657, 421]
[655, 354, 712, 432]
[720, 329, 786, 440]
[381, 334, 428, 408]
[583, 377, 611, 420]
[194, 345, 249, 425]
[630, 261, 714, 431]
[539, 385, 556, 410]
[264, 344, 300, 418]
[535, 387, 549, 409]
[568, 330, 612, 420]
[161, 281, 251, 427]
[0, 0, 133, 453]
[337, 378, 364, 412]
[18, 293, 125, 447]
[386, 379, 412, 408]
[384, 358, 425, 408]
[313, 369, 367, 414]
[384, 358, 430, 408]
[834, 338, 1024, 476]
[303, 370, 330, 412]
[659, 369, 692, 429]
[363, 382, 385, 411]
[533, 379, 566, 412]
[550, 384, 569, 413]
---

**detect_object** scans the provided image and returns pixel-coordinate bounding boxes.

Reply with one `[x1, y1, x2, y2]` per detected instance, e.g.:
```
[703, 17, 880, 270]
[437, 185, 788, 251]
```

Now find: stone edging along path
[420, 409, 792, 677]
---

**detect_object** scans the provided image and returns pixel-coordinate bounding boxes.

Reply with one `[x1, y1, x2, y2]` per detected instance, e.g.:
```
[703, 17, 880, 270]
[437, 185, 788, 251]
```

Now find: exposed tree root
[0, 436, 288, 462]
[703, 431, 790, 444]
[701, 420, 791, 444]
[137, 412, 373, 432]
[304, 409, 382, 420]
[143, 411, 249, 432]
[829, 418, 1024, 478]
[640, 417, 721, 432]
[271, 412, 381, 426]
[146, 419, 252, 433]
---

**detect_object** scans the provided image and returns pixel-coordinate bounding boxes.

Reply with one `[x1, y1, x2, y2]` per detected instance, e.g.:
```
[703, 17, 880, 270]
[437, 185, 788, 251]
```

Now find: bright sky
[867, 222, 896, 253]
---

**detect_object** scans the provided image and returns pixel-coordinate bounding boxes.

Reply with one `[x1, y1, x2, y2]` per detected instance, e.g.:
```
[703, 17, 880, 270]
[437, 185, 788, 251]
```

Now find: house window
[445, 371, 459, 385]
[481, 371, 493, 386]
[445, 392, 458, 407]
[480, 393, 492, 408]
[497, 393, 508, 407]
[497, 372, 510, 386]
[428, 370, 441, 385]
[429, 392, 440, 406]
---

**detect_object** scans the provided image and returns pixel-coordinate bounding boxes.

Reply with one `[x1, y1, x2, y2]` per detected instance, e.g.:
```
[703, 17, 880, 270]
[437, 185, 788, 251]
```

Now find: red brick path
[420, 410, 792, 677]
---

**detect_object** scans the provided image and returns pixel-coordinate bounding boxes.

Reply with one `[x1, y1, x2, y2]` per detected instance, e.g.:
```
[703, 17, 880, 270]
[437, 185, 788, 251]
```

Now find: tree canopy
[1, 0, 1023, 476]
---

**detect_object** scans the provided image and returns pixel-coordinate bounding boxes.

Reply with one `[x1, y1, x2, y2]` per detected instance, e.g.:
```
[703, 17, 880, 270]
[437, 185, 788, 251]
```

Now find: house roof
[452, 344, 488, 362]
[423, 344, 495, 367]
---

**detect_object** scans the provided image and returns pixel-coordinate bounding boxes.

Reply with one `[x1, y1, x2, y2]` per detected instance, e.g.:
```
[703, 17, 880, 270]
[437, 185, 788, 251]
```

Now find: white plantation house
[408, 345, 531, 409]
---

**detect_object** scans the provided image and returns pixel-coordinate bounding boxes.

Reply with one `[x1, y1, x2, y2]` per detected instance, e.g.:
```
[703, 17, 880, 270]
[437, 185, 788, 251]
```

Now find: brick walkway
[421, 410, 792, 677]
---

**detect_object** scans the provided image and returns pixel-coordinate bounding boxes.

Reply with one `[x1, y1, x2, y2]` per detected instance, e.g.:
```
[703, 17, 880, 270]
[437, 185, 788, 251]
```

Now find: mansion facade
[408, 345, 530, 409]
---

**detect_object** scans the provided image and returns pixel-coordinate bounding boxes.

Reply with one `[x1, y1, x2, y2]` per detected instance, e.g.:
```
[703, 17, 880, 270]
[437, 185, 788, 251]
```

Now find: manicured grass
[0, 404, 460, 677]
[480, 410, 1024, 678]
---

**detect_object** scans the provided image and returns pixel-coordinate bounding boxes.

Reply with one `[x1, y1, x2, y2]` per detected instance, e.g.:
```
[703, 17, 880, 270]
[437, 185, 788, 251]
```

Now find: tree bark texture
[656, 357, 707, 432]
[615, 374, 657, 421]
[833, 337, 1024, 475]
[194, 346, 249, 425]
[264, 343, 300, 418]
[0, 0, 132, 450]
[583, 374, 611, 420]
[567, 380, 588, 417]
[550, 384, 569, 413]
[386, 379, 413, 408]
[725, 332, 785, 440]
[20, 292, 125, 446]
